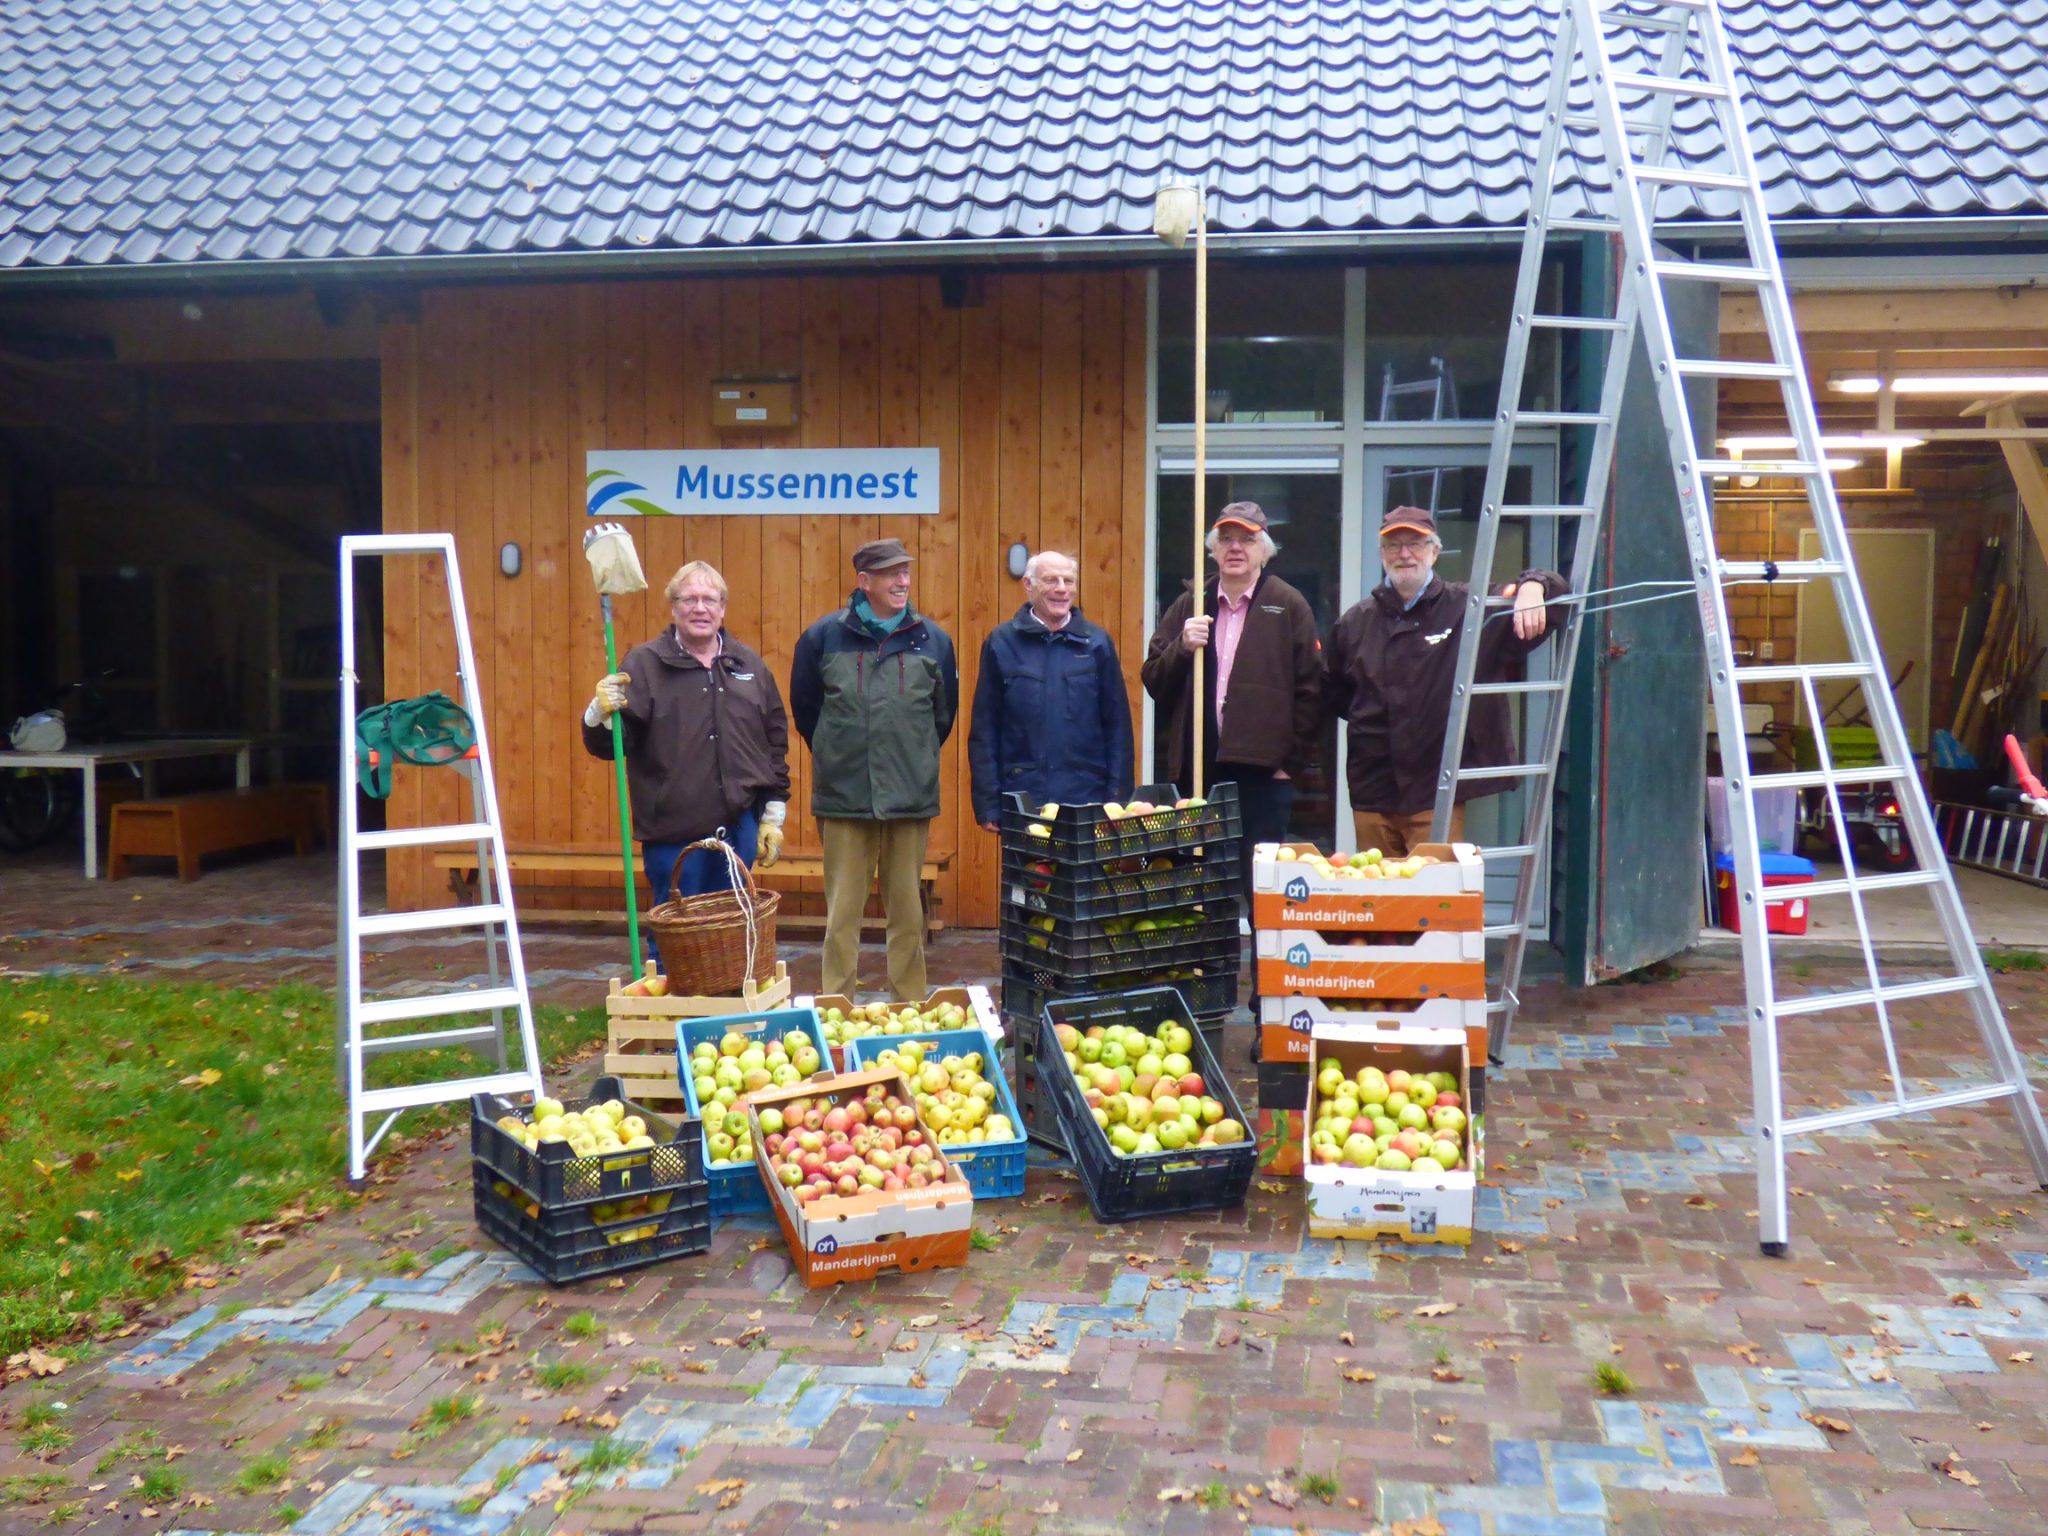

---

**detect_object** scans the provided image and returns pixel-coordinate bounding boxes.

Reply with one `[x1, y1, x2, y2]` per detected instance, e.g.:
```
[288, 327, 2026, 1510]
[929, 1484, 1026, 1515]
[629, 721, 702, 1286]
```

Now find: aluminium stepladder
[1429, 0, 2048, 1252]
[338, 533, 544, 1183]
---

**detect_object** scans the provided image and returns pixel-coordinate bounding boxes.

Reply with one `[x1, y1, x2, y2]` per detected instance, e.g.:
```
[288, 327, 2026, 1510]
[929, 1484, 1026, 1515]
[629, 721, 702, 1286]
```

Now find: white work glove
[756, 801, 787, 868]
[1181, 614, 1212, 650]
[584, 671, 630, 727]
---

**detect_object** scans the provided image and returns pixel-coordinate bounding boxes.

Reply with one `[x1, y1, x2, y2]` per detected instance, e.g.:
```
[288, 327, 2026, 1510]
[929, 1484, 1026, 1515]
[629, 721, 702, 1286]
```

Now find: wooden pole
[1191, 193, 1208, 799]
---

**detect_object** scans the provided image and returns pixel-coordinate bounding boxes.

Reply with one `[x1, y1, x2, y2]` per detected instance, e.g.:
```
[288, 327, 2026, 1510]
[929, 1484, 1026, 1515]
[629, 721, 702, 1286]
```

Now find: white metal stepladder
[1431, 0, 2048, 1253]
[338, 533, 544, 1183]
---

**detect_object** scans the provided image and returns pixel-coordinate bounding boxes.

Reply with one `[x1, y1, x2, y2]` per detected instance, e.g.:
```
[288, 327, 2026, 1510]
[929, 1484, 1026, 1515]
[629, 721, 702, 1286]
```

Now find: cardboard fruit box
[1302, 1025, 1475, 1246]
[1255, 926, 1485, 1000]
[802, 985, 1003, 1070]
[1251, 841, 1485, 932]
[1258, 993, 1487, 1064]
[1254, 1062, 1310, 1178]
[744, 1066, 975, 1288]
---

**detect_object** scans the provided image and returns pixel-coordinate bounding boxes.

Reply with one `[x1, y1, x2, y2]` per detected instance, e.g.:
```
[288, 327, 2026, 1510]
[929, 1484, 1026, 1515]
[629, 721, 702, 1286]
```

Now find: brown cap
[1380, 505, 1438, 538]
[1213, 501, 1268, 534]
[852, 537, 913, 573]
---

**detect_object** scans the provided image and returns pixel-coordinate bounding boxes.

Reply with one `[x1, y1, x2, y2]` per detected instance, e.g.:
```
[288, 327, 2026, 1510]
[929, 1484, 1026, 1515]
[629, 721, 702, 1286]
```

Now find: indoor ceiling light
[1720, 434, 1925, 453]
[1830, 372, 2048, 395]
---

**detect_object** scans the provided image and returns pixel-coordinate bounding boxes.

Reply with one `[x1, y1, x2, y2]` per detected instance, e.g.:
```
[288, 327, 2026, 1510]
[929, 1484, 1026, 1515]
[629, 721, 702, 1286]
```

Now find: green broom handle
[601, 595, 642, 968]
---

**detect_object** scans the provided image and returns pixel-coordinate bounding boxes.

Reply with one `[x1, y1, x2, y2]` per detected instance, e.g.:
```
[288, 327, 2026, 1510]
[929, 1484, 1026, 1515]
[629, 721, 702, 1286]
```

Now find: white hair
[1023, 550, 1079, 582]
[1205, 525, 1279, 563]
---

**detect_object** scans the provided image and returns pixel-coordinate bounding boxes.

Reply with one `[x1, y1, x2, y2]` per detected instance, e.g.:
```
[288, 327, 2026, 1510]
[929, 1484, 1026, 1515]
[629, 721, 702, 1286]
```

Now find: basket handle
[668, 833, 765, 980]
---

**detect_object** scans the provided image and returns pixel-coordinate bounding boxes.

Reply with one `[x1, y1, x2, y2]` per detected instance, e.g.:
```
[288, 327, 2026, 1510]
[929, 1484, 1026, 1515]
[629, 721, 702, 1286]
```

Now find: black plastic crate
[473, 1166, 711, 1285]
[1005, 1010, 1069, 1155]
[1001, 969, 1240, 1029]
[471, 1074, 699, 1206]
[1039, 987, 1258, 1223]
[1000, 910, 1240, 972]
[1001, 846, 1240, 923]
[1000, 783, 1242, 868]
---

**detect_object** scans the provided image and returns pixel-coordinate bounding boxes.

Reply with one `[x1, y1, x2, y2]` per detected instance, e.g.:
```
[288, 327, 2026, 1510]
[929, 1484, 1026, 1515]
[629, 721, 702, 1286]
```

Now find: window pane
[1154, 472, 1341, 849]
[1157, 264, 1344, 425]
[1365, 259, 1563, 421]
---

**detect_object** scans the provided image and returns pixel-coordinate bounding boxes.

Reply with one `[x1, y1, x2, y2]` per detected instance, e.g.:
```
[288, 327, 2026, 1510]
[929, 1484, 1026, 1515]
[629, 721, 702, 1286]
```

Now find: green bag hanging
[354, 691, 476, 799]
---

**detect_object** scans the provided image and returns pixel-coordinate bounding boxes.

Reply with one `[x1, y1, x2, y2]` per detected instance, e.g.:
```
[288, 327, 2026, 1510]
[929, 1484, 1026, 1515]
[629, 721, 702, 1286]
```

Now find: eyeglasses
[673, 594, 724, 610]
[1380, 538, 1432, 553]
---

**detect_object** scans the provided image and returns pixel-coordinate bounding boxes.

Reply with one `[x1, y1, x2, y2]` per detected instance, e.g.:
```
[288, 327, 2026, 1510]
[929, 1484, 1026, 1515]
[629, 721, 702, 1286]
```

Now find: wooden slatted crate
[603, 962, 793, 1109]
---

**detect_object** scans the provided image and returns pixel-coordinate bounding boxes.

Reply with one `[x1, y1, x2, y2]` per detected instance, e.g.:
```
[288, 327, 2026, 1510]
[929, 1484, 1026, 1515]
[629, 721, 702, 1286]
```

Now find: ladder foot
[1759, 1240, 1790, 1258]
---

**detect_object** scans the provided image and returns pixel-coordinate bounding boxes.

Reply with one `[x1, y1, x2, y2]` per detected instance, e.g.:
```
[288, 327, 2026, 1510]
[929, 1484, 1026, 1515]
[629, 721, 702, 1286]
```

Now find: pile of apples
[1019, 903, 1214, 950]
[1308, 1061, 1469, 1173]
[687, 1028, 821, 1167]
[861, 1038, 1017, 1145]
[1051, 1018, 1246, 1156]
[483, 1177, 671, 1243]
[1273, 846, 1443, 880]
[816, 998, 976, 1051]
[494, 1095, 658, 1157]
[759, 1084, 959, 1202]
[618, 962, 672, 997]
[1022, 796, 1208, 840]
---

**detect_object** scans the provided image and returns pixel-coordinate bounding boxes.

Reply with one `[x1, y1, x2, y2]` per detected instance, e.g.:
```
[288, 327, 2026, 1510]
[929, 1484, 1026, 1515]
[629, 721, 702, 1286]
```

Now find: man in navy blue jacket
[969, 550, 1134, 831]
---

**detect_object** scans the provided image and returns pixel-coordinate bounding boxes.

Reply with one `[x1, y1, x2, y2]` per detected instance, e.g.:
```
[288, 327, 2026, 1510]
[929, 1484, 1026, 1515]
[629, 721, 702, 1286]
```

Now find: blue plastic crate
[676, 1005, 825, 1222]
[845, 1026, 1027, 1199]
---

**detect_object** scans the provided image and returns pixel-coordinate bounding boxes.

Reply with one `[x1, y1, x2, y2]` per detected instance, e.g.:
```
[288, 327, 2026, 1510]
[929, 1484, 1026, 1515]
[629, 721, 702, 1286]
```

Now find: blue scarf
[854, 594, 909, 637]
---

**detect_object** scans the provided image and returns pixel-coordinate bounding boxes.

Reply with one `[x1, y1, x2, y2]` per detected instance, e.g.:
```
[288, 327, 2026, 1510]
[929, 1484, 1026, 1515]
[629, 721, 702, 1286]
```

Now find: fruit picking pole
[601, 592, 641, 968]
[1190, 193, 1208, 799]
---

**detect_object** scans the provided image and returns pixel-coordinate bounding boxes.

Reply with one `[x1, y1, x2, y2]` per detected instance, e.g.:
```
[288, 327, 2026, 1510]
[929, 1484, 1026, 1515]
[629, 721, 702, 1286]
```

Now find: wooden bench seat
[106, 786, 320, 882]
[430, 843, 950, 939]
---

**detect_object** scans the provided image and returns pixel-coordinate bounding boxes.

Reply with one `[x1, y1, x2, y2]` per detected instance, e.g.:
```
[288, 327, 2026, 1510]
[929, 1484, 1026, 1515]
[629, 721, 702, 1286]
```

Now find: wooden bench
[431, 843, 950, 939]
[106, 786, 320, 882]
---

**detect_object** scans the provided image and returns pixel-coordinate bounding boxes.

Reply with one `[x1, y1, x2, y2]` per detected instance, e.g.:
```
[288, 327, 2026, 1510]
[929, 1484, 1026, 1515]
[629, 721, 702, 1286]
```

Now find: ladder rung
[1470, 680, 1568, 695]
[1750, 765, 1908, 793]
[1563, 115, 1666, 137]
[359, 902, 513, 938]
[1595, 2, 1707, 33]
[1695, 457, 1824, 477]
[1731, 661, 1872, 684]
[355, 986, 525, 1027]
[1513, 410, 1613, 427]
[1500, 503, 1600, 518]
[1633, 165, 1753, 193]
[357, 822, 496, 850]
[1479, 844, 1541, 861]
[1773, 975, 1979, 1019]
[1793, 869, 1942, 902]
[1529, 313, 1628, 332]
[357, 1070, 540, 1117]
[1672, 359, 1795, 381]
[1611, 71, 1729, 101]
[1654, 260, 1771, 286]
[1720, 559, 1845, 580]
[360, 1024, 500, 1055]
[1549, 215, 1623, 235]
[1482, 923, 1523, 939]
[1455, 763, 1550, 781]
[1782, 1081, 2018, 1140]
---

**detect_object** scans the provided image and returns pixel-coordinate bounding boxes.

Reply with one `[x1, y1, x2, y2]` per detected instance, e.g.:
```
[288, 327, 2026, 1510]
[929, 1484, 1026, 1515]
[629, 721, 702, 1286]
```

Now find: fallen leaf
[1432, 1433, 1455, 1444]
[1341, 1367, 1376, 1383]
[1431, 1367, 1464, 1383]
[559, 1405, 583, 1424]
[1802, 1412, 1852, 1434]
[606, 1330, 634, 1347]
[1065, 1448, 1084, 1462]
[1950, 1292, 1984, 1309]
[1728, 1445, 1760, 1467]
[850, 1322, 866, 1340]
[1340, 1331, 1356, 1346]
[1157, 1487, 1196, 1503]
[696, 1477, 746, 1496]
[590, 1411, 620, 1430]
[1265, 1478, 1301, 1510]
[1413, 1302, 1458, 1318]
[2011, 1351, 2035, 1365]
[1498, 1239, 1524, 1254]
[1938, 1456, 1980, 1487]
[1034, 1502, 1060, 1516]
[179, 1068, 223, 1088]
[907, 1313, 939, 1328]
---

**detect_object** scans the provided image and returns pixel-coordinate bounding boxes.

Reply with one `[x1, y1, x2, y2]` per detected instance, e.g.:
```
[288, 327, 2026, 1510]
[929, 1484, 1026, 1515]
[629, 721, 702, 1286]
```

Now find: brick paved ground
[6, 848, 2048, 1535]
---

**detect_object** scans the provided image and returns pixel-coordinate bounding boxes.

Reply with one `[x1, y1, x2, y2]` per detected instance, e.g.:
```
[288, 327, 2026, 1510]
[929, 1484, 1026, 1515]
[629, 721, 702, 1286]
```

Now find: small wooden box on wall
[711, 375, 799, 429]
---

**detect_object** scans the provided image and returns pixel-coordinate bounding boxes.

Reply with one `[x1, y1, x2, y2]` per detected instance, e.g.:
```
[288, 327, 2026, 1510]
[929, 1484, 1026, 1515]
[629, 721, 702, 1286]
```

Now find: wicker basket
[644, 837, 781, 995]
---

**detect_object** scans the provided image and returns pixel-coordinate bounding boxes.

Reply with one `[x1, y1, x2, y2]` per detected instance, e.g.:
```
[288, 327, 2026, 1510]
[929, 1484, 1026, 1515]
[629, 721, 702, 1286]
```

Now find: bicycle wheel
[0, 770, 67, 852]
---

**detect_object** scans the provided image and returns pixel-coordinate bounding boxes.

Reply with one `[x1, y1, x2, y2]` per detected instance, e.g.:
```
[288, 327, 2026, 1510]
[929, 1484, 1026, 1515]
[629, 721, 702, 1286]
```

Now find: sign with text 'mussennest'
[586, 449, 941, 517]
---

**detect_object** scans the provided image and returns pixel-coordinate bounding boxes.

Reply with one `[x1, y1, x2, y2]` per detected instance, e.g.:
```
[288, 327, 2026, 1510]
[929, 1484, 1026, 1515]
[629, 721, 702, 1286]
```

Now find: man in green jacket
[789, 538, 959, 1001]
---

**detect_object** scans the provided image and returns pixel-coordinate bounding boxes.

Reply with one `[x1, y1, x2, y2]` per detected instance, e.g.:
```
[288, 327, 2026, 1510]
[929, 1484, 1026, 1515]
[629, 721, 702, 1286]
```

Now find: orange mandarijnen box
[1255, 927, 1485, 1001]
[1256, 993, 1488, 1065]
[1250, 841, 1486, 932]
[745, 1066, 975, 1288]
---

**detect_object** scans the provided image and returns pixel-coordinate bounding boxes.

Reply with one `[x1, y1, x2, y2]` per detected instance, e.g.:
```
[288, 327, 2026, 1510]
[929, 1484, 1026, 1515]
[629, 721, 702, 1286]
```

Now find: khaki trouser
[819, 816, 931, 1001]
[1353, 805, 1464, 859]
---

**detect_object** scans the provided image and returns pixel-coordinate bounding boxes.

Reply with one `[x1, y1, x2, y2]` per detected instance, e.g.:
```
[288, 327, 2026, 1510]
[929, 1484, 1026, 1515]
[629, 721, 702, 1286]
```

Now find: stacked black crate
[995, 783, 1243, 1148]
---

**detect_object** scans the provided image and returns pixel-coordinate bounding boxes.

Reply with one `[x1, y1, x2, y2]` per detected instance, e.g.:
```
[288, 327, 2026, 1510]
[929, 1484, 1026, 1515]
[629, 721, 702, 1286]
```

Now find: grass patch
[20, 1402, 62, 1428]
[426, 1241, 464, 1266]
[289, 1372, 325, 1394]
[1592, 1361, 1635, 1396]
[1196, 1480, 1231, 1511]
[19, 1423, 70, 1458]
[418, 1393, 481, 1433]
[1, 1474, 66, 1506]
[1299, 1470, 1339, 1504]
[385, 1251, 422, 1276]
[562, 1310, 602, 1340]
[274, 1505, 304, 1527]
[136, 1467, 184, 1503]
[0, 974, 604, 1355]
[301, 1418, 344, 1453]
[533, 1360, 596, 1392]
[235, 1452, 291, 1495]
[968, 1229, 998, 1252]
[1985, 948, 2047, 973]
[577, 1436, 636, 1477]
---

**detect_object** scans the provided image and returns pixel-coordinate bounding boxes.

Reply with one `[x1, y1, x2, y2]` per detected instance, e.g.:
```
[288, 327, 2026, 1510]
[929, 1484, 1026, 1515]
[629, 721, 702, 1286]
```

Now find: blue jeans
[644, 811, 759, 957]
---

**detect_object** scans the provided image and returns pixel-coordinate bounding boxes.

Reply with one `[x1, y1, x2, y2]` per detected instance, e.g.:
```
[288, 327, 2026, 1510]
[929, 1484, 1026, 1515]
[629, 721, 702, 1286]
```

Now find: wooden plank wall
[380, 268, 1150, 929]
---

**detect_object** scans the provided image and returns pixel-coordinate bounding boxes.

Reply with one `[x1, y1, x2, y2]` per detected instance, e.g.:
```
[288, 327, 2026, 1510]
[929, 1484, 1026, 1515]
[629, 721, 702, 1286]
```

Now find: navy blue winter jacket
[968, 605, 1135, 825]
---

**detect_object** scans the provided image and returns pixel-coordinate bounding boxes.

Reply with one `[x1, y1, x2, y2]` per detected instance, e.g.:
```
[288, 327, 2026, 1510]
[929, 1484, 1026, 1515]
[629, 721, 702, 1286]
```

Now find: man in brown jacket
[1142, 501, 1324, 918]
[1325, 506, 1567, 855]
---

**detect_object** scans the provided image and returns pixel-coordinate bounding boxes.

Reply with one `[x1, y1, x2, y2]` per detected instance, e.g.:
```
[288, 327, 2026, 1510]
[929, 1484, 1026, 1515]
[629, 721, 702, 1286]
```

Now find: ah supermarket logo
[585, 468, 669, 519]
[812, 1234, 840, 1256]
[1286, 942, 1312, 966]
[1288, 1009, 1314, 1034]
[1283, 875, 1311, 901]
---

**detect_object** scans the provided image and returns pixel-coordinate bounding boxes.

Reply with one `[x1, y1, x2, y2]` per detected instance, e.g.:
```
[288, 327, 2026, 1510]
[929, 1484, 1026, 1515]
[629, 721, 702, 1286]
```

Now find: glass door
[1360, 445, 1560, 926]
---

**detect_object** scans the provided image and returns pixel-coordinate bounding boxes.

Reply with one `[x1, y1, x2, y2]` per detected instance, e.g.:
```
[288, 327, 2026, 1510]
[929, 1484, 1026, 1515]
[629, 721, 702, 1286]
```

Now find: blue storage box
[845, 1026, 1027, 1199]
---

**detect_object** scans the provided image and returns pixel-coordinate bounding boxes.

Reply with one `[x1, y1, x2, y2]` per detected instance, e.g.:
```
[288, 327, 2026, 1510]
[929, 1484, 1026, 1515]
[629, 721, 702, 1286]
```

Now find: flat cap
[852, 536, 913, 572]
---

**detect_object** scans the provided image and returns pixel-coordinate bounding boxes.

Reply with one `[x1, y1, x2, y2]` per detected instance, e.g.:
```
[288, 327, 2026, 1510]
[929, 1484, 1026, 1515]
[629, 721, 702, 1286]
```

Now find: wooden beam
[1991, 404, 2048, 567]
[1723, 287, 2048, 337]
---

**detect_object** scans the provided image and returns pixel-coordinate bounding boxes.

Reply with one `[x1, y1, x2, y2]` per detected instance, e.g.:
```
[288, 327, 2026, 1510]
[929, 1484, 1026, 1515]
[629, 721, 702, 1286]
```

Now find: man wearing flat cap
[1325, 505, 1567, 856]
[1142, 501, 1324, 927]
[790, 537, 958, 1001]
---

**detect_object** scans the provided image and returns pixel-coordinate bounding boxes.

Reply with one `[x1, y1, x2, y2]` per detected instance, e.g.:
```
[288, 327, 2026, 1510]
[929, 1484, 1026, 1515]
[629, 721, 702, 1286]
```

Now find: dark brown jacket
[1325, 570, 1568, 815]
[580, 629, 790, 847]
[1141, 570, 1323, 787]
